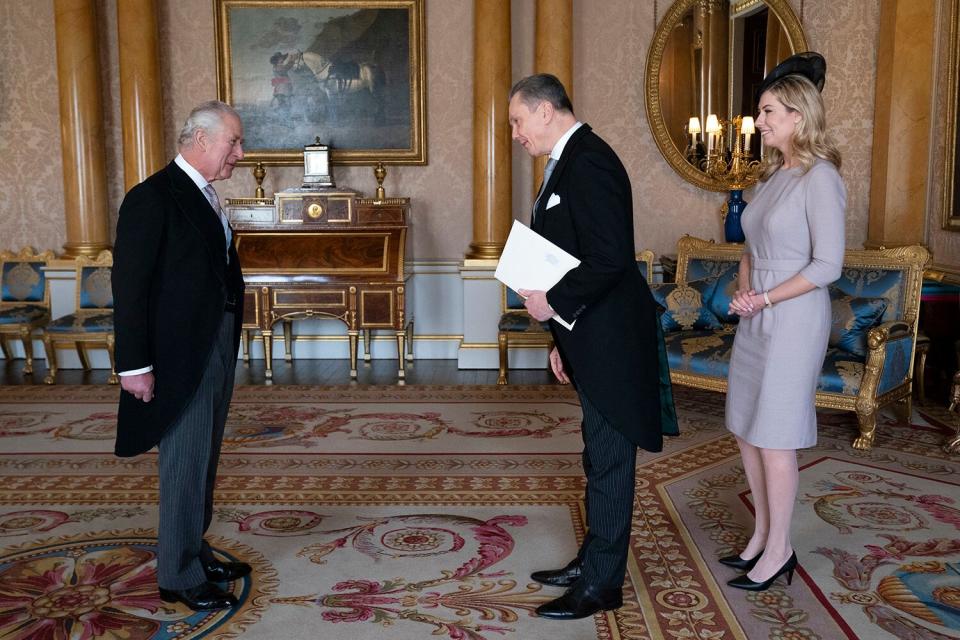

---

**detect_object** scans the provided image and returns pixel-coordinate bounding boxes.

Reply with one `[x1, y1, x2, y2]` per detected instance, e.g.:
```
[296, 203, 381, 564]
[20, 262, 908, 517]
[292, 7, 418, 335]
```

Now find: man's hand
[549, 347, 570, 384]
[518, 289, 555, 321]
[121, 372, 155, 403]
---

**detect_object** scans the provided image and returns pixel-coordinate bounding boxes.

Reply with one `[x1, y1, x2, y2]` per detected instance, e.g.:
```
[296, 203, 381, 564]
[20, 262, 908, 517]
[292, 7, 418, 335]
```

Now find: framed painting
[214, 0, 426, 166]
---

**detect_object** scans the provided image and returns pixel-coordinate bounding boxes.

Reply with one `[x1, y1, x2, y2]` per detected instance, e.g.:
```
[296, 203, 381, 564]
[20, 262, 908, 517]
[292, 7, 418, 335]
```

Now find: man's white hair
[177, 100, 239, 148]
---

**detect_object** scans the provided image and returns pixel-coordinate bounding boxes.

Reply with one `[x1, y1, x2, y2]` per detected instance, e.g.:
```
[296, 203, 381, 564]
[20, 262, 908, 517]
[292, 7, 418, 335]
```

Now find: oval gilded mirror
[645, 0, 807, 191]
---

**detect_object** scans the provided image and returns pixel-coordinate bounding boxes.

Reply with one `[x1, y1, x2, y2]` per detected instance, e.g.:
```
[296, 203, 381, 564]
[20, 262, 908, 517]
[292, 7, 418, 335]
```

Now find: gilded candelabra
[699, 115, 762, 243]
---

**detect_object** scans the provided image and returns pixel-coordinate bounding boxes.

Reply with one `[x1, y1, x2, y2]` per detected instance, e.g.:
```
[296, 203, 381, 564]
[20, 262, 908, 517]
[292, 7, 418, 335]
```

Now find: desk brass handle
[307, 203, 323, 219]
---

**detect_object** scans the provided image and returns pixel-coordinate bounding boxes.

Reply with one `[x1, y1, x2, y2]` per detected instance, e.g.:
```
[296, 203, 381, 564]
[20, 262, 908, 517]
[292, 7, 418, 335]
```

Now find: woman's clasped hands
[729, 289, 763, 318]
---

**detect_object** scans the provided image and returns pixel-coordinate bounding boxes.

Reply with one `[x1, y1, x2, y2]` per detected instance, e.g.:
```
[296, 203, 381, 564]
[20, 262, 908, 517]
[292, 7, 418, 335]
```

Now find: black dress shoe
[159, 582, 238, 611]
[718, 550, 763, 572]
[203, 558, 252, 583]
[531, 559, 581, 587]
[727, 551, 798, 592]
[535, 582, 623, 620]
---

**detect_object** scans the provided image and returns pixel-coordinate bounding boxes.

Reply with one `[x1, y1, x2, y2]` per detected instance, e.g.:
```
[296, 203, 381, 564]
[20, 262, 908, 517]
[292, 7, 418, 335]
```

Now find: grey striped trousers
[156, 311, 237, 589]
[575, 388, 638, 589]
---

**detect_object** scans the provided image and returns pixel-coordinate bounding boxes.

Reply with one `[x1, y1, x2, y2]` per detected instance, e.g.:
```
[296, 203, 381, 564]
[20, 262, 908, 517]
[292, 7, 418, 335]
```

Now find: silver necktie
[203, 184, 232, 262]
[532, 157, 558, 224]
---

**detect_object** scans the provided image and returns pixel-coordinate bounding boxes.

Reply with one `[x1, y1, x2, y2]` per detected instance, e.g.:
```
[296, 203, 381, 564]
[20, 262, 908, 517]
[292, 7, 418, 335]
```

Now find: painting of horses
[215, 0, 425, 165]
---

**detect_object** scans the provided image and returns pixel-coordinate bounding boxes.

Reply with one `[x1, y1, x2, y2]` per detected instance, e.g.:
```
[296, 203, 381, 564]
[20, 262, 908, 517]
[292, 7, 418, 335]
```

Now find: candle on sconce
[688, 117, 701, 149]
[741, 116, 755, 154]
[705, 114, 720, 153]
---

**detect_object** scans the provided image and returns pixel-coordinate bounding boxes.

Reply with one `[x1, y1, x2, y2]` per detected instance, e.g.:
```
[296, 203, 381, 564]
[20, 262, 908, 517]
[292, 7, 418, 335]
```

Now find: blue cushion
[817, 348, 865, 394]
[828, 288, 888, 357]
[683, 258, 741, 285]
[701, 265, 741, 324]
[662, 329, 736, 377]
[832, 268, 904, 323]
[2, 261, 45, 303]
[499, 311, 550, 332]
[46, 313, 114, 333]
[650, 281, 722, 333]
[0, 304, 47, 325]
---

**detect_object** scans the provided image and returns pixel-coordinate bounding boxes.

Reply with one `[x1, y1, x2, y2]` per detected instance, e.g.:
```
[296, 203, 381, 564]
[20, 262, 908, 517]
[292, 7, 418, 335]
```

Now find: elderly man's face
[198, 113, 245, 182]
[509, 94, 548, 157]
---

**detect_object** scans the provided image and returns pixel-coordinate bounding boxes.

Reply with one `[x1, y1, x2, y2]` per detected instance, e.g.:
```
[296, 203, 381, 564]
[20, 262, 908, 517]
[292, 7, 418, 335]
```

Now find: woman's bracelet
[762, 291, 773, 308]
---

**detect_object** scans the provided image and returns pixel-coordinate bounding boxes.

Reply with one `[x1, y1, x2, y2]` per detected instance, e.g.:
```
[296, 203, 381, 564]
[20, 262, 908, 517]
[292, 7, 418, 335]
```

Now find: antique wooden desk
[229, 189, 410, 381]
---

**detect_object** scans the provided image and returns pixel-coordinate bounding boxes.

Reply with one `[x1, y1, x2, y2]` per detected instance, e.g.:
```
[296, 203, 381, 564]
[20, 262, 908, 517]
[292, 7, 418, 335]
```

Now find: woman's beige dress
[725, 159, 846, 449]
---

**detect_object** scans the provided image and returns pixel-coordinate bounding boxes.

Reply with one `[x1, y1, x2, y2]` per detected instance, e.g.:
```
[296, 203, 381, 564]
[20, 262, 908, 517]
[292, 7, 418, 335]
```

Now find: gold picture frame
[214, 0, 426, 166]
[942, 0, 960, 230]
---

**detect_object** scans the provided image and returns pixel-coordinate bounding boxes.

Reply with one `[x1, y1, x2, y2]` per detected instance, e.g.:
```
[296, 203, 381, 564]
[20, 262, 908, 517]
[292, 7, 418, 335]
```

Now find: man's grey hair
[177, 100, 240, 147]
[509, 74, 574, 115]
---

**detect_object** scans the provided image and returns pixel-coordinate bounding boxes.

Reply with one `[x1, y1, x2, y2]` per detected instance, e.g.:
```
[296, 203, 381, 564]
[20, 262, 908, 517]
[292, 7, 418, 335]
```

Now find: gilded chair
[42, 250, 117, 384]
[496, 250, 656, 385]
[0, 247, 56, 374]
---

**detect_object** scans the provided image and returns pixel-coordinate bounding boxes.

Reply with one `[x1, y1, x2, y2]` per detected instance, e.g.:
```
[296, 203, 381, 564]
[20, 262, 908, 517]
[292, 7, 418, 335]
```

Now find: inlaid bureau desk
[228, 189, 411, 381]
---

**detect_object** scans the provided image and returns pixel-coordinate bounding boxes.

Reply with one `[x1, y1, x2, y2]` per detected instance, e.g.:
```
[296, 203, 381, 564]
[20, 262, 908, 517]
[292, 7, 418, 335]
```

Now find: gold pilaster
[867, 0, 936, 248]
[532, 0, 573, 195]
[54, 0, 111, 258]
[117, 0, 165, 192]
[466, 0, 512, 262]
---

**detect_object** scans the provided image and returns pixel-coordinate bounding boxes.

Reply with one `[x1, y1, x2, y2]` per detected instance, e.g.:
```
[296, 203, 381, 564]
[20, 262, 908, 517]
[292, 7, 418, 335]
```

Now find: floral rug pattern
[0, 384, 958, 639]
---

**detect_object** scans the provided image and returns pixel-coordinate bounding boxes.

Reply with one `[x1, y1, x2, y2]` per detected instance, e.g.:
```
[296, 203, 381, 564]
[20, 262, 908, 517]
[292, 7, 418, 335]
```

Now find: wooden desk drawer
[358, 206, 405, 224]
[272, 288, 348, 309]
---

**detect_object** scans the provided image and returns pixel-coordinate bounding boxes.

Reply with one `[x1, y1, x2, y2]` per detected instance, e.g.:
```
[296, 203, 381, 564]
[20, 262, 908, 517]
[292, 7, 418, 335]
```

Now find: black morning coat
[534, 124, 678, 452]
[112, 161, 245, 457]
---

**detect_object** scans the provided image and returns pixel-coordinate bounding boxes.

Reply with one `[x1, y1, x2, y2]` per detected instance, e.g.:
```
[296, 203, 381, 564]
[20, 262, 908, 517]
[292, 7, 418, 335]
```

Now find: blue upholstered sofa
[651, 235, 930, 450]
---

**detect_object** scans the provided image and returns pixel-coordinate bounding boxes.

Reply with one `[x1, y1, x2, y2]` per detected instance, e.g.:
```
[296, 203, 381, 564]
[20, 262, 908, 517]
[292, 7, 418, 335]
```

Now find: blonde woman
[722, 52, 845, 592]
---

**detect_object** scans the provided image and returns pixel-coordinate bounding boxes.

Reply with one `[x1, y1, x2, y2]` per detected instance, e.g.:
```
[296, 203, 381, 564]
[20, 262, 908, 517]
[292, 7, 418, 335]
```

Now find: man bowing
[509, 74, 675, 620]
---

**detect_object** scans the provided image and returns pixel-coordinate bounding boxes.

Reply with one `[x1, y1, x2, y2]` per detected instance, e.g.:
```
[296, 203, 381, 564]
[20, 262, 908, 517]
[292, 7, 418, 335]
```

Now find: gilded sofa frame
[672, 235, 930, 450]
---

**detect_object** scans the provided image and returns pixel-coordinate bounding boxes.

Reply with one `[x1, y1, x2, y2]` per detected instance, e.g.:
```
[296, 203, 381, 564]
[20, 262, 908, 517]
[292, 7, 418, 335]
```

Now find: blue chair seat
[663, 328, 736, 378]
[498, 311, 550, 333]
[0, 304, 46, 325]
[818, 348, 866, 395]
[45, 313, 114, 333]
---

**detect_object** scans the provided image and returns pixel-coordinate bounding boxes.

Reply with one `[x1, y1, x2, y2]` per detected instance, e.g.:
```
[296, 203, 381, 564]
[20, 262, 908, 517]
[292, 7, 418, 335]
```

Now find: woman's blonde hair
[759, 74, 841, 180]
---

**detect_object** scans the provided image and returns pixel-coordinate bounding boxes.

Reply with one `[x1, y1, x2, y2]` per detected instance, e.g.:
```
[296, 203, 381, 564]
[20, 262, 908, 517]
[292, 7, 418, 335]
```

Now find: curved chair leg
[497, 332, 509, 385]
[18, 326, 35, 374]
[42, 333, 57, 385]
[853, 406, 877, 450]
[916, 346, 928, 406]
[892, 396, 911, 423]
[0, 336, 11, 360]
[76, 342, 91, 371]
[106, 333, 119, 384]
[283, 319, 293, 362]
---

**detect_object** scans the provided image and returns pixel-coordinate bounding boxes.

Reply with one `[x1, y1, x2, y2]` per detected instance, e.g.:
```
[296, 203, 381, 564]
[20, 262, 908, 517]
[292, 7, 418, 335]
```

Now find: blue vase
[724, 189, 747, 243]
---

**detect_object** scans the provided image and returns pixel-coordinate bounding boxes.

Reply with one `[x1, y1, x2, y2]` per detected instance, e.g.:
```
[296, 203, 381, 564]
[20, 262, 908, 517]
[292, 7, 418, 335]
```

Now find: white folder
[494, 220, 580, 330]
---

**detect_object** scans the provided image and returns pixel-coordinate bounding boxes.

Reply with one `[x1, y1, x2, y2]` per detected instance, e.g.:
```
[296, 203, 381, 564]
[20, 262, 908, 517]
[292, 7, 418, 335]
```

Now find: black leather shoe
[531, 559, 581, 587]
[727, 552, 798, 592]
[203, 558, 252, 583]
[535, 582, 623, 620]
[159, 582, 238, 611]
[718, 550, 763, 572]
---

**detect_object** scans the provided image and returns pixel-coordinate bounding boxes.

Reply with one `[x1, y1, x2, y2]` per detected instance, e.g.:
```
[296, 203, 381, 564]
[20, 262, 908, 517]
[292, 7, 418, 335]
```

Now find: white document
[495, 220, 580, 331]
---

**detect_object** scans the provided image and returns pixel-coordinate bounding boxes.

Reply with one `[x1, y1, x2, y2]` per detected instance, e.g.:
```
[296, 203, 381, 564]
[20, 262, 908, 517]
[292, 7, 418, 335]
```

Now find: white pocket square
[546, 193, 561, 209]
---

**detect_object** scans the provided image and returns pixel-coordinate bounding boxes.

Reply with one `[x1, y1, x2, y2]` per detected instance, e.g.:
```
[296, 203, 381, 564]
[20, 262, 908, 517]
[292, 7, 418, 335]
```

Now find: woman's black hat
[758, 51, 826, 96]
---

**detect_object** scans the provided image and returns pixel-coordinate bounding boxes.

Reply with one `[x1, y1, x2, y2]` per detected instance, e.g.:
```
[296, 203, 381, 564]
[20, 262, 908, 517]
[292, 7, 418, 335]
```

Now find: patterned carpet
[0, 384, 958, 639]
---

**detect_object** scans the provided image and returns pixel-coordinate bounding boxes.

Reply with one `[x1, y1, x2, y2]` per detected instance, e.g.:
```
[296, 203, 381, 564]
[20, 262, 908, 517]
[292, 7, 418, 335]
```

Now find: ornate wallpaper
[0, 0, 954, 266]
